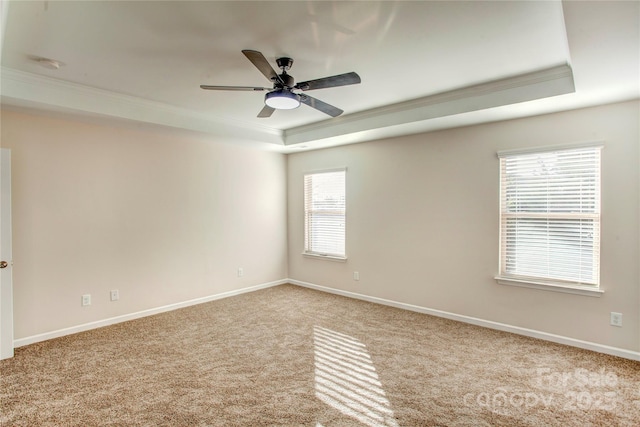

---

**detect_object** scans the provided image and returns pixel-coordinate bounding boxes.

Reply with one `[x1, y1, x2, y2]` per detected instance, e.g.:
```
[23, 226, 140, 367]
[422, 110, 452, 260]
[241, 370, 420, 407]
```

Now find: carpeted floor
[1, 284, 639, 426]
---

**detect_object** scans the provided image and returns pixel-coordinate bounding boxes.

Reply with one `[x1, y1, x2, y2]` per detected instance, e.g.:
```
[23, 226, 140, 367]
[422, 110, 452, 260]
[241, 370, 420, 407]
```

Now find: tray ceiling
[1, 1, 638, 152]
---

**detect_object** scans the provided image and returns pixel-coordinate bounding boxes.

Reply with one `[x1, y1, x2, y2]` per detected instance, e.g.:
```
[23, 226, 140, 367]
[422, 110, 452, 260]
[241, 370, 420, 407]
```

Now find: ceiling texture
[1, 1, 638, 153]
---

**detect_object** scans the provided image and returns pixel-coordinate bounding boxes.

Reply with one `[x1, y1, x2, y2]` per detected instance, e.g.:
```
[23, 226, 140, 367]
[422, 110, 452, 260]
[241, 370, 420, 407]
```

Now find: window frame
[495, 142, 604, 297]
[303, 168, 347, 261]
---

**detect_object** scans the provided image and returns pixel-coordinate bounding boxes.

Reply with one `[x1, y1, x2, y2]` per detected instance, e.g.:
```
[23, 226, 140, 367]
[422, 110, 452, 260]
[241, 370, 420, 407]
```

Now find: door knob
[0, 261, 8, 268]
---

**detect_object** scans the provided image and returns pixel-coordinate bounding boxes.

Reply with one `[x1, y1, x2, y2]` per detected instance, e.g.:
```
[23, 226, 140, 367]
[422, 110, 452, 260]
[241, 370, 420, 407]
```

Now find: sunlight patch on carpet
[313, 326, 399, 427]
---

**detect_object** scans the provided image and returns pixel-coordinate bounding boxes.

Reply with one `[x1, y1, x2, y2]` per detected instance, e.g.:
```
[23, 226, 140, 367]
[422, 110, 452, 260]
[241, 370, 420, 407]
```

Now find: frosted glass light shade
[265, 90, 301, 109]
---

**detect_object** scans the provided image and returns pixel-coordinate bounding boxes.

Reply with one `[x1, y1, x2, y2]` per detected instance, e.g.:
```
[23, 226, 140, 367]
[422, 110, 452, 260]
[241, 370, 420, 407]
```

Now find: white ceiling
[1, 1, 638, 153]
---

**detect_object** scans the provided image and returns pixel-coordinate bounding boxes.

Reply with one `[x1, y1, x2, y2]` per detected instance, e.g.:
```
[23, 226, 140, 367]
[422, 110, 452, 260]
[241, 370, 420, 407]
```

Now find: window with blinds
[304, 169, 346, 258]
[498, 145, 601, 287]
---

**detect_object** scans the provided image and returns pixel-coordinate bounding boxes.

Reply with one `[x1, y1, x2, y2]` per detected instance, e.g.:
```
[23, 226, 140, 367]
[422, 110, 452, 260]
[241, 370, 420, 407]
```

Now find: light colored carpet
[1, 284, 639, 426]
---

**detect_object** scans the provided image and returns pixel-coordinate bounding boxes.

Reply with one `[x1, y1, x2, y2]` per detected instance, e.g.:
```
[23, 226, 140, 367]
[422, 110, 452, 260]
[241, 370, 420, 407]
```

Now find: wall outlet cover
[82, 294, 91, 306]
[610, 312, 623, 327]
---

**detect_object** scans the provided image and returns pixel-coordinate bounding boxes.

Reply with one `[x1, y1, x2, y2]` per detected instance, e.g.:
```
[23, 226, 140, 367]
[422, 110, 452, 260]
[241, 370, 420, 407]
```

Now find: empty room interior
[1, 1, 639, 425]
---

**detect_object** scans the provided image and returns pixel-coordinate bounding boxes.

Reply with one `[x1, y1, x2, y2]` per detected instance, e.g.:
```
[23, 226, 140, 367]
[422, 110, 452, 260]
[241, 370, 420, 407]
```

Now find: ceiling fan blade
[257, 105, 276, 118]
[242, 50, 284, 85]
[295, 72, 361, 91]
[200, 85, 269, 91]
[300, 95, 344, 117]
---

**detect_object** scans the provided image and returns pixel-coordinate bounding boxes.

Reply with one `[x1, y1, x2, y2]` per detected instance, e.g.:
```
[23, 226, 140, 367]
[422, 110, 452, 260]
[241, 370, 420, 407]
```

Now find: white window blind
[304, 170, 346, 257]
[498, 145, 601, 286]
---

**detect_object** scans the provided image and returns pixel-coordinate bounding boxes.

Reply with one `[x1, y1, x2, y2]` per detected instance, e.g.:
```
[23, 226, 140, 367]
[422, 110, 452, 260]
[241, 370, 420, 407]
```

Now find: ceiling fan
[200, 50, 361, 118]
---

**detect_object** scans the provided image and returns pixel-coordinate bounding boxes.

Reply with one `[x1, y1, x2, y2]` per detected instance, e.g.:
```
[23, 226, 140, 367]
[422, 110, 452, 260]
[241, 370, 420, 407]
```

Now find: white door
[0, 148, 14, 359]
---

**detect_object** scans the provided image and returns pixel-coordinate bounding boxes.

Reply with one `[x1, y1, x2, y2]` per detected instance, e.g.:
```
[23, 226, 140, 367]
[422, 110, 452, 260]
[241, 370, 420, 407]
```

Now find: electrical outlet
[353, 271, 360, 281]
[82, 294, 91, 306]
[110, 290, 119, 301]
[237, 267, 244, 277]
[610, 312, 623, 327]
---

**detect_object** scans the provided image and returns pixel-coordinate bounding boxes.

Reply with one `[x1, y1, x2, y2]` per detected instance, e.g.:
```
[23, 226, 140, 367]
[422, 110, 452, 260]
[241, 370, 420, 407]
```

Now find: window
[304, 169, 346, 259]
[497, 144, 602, 290]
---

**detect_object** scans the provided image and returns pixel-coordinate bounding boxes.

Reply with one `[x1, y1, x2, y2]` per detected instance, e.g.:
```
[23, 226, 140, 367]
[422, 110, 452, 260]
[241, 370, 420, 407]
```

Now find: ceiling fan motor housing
[278, 73, 295, 88]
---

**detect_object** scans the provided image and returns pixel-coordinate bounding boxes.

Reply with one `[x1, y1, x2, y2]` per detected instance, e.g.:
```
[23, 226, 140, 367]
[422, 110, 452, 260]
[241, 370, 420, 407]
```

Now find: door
[0, 148, 13, 359]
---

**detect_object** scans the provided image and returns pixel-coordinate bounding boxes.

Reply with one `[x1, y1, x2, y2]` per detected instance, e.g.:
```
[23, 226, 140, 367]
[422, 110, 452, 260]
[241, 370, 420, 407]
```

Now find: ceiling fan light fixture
[265, 89, 300, 110]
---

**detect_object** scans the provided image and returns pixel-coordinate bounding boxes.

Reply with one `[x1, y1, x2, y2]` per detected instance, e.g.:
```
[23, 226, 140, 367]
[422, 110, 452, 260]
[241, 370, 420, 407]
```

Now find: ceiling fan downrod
[274, 57, 295, 88]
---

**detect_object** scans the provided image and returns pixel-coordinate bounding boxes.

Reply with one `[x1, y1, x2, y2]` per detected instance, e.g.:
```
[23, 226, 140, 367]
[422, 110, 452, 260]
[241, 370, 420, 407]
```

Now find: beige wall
[2, 100, 639, 353]
[288, 100, 640, 352]
[1, 110, 288, 339]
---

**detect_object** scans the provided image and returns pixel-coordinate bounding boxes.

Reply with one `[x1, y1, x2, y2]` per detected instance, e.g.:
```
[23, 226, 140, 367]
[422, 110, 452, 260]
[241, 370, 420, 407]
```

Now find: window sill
[495, 276, 604, 297]
[302, 252, 347, 262]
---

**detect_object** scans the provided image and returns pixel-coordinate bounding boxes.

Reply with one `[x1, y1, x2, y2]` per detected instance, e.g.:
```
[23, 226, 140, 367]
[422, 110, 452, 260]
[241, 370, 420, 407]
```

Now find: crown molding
[1, 64, 575, 151]
[0, 67, 284, 146]
[284, 64, 575, 146]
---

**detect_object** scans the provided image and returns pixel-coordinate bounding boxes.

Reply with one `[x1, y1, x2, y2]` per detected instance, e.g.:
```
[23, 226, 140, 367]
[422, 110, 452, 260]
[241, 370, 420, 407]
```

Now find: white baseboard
[289, 279, 640, 362]
[14, 279, 287, 348]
